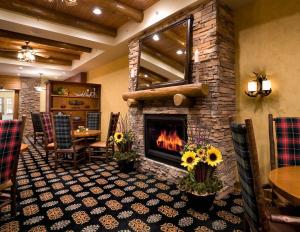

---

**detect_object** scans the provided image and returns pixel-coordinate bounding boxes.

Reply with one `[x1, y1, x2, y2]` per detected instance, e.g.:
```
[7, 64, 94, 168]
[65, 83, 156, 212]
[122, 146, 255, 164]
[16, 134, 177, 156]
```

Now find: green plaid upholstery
[231, 123, 260, 231]
[53, 115, 72, 149]
[31, 112, 43, 133]
[87, 112, 100, 130]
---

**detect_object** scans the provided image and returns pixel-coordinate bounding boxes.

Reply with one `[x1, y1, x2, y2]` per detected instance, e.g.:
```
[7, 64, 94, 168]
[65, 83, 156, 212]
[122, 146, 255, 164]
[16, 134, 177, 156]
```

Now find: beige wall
[87, 56, 129, 140]
[235, 0, 300, 182]
[40, 91, 46, 112]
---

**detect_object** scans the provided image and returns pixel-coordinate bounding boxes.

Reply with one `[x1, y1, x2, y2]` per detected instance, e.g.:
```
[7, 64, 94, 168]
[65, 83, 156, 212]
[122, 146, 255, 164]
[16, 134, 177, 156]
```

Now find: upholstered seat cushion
[90, 141, 107, 148]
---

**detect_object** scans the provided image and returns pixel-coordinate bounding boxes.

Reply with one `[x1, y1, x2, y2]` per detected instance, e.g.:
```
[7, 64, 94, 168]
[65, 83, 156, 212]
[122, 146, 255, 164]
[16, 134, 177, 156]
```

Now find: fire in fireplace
[144, 114, 187, 168]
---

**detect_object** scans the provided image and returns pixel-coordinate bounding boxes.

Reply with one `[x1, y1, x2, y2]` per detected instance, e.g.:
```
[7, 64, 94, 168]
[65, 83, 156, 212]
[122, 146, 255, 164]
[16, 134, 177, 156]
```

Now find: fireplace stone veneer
[127, 0, 236, 197]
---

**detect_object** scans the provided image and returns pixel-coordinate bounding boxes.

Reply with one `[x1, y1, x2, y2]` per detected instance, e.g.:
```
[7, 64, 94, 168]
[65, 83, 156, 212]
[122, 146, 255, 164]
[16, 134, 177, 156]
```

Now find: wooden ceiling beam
[0, 51, 72, 66]
[0, 43, 80, 60]
[0, 0, 116, 37]
[97, 0, 143, 22]
[0, 29, 92, 53]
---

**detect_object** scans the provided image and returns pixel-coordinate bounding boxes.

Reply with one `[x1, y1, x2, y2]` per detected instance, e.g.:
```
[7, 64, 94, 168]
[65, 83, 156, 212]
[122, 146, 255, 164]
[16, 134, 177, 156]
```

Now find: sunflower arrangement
[179, 142, 223, 195]
[110, 115, 137, 162]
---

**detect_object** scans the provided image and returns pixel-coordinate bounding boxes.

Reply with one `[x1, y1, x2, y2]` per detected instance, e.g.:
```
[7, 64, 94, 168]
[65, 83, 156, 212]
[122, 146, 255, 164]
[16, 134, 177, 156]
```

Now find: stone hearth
[127, 0, 236, 196]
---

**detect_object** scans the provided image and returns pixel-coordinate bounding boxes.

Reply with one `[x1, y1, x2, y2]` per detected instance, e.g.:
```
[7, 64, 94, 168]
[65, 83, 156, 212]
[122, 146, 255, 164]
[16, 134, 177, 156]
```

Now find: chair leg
[73, 153, 77, 170]
[34, 133, 37, 144]
[55, 152, 58, 169]
[11, 184, 17, 217]
[243, 216, 251, 232]
[88, 148, 92, 163]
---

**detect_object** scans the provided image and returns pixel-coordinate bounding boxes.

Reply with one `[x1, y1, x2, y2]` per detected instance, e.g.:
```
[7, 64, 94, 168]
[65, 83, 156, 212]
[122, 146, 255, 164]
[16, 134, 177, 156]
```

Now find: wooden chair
[40, 113, 54, 161]
[52, 114, 87, 169]
[230, 119, 300, 232]
[269, 114, 300, 170]
[86, 112, 100, 130]
[89, 112, 120, 161]
[0, 116, 26, 217]
[0, 112, 2, 120]
[31, 112, 44, 144]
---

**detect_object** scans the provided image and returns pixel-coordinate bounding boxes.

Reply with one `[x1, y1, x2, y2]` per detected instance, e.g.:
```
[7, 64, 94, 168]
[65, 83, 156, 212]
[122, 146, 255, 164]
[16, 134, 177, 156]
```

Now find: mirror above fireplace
[136, 16, 193, 90]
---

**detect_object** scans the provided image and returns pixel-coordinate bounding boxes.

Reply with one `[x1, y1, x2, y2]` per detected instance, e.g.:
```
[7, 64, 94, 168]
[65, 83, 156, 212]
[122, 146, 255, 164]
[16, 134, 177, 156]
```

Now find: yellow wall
[40, 91, 46, 112]
[235, 0, 300, 182]
[87, 56, 129, 140]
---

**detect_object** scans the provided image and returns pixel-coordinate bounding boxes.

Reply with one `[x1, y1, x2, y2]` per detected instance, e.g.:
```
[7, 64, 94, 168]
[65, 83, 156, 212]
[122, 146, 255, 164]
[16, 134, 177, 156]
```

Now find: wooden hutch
[46, 81, 101, 129]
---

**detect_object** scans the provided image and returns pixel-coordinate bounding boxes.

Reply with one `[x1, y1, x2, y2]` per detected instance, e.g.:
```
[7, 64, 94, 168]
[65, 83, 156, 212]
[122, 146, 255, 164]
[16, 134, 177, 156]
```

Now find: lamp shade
[262, 80, 271, 91]
[247, 81, 257, 92]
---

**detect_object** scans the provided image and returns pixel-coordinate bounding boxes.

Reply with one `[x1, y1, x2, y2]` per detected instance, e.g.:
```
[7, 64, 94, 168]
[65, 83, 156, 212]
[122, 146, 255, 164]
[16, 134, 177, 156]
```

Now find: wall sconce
[245, 72, 272, 97]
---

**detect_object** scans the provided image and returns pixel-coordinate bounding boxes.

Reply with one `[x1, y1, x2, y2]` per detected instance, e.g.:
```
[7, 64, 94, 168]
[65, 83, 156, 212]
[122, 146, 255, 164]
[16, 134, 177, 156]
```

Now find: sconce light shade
[262, 80, 271, 91]
[245, 72, 272, 97]
[247, 81, 257, 92]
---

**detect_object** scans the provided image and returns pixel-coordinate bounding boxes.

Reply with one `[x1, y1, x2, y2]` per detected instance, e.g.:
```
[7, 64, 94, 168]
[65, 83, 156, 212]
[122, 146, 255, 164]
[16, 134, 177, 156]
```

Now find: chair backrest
[0, 117, 25, 185]
[269, 114, 300, 169]
[230, 119, 268, 232]
[52, 115, 73, 149]
[31, 112, 43, 133]
[40, 113, 54, 144]
[106, 112, 120, 143]
[86, 112, 100, 130]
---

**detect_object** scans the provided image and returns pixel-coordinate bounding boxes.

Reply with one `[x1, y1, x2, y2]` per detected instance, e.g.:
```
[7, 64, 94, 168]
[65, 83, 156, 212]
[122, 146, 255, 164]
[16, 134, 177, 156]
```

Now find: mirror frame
[136, 15, 194, 90]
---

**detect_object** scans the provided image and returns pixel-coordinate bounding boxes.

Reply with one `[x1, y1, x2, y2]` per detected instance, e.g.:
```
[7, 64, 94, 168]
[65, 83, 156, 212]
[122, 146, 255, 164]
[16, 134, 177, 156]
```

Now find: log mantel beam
[0, 0, 116, 36]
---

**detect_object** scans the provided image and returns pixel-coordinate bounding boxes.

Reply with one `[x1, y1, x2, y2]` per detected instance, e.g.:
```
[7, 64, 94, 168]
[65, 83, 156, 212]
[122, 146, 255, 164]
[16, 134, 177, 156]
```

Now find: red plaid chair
[0, 116, 25, 216]
[269, 114, 300, 169]
[40, 112, 54, 161]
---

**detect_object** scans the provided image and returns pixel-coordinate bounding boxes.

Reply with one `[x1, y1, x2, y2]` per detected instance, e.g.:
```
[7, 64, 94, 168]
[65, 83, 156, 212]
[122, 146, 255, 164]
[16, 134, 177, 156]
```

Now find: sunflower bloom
[114, 132, 124, 143]
[181, 151, 200, 171]
[206, 147, 222, 167]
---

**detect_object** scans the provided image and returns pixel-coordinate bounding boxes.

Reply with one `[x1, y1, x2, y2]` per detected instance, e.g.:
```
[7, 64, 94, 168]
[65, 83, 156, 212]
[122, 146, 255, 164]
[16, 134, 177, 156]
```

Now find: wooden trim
[98, 0, 143, 22]
[0, 29, 92, 53]
[14, 90, 19, 119]
[268, 114, 276, 170]
[0, 0, 116, 36]
[0, 76, 21, 90]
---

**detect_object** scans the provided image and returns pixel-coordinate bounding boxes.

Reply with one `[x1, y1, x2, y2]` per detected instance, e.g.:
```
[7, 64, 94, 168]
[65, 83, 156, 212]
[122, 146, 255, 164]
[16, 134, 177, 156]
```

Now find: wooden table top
[20, 143, 29, 152]
[73, 129, 101, 138]
[269, 166, 300, 206]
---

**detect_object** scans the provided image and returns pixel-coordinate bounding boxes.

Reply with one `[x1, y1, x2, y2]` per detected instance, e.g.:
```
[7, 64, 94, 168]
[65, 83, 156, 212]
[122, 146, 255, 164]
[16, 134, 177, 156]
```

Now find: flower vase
[117, 160, 135, 173]
[194, 163, 212, 182]
[186, 192, 216, 211]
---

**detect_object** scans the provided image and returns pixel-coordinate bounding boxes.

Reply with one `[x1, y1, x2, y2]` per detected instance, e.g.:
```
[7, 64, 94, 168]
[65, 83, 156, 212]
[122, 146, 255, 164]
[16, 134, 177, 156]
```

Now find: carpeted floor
[0, 137, 244, 231]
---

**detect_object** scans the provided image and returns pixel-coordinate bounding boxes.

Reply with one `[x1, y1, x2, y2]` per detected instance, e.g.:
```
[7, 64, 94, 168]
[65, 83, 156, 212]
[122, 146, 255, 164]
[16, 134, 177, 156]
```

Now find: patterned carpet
[0, 137, 244, 232]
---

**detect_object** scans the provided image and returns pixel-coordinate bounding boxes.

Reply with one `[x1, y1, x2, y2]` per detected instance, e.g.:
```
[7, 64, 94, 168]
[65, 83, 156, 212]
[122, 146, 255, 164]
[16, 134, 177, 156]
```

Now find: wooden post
[173, 94, 192, 107]
[127, 99, 139, 107]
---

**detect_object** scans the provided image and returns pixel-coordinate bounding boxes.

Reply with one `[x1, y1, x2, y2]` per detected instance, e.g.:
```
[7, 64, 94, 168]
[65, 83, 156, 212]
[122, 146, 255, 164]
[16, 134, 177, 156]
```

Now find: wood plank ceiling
[0, 0, 158, 66]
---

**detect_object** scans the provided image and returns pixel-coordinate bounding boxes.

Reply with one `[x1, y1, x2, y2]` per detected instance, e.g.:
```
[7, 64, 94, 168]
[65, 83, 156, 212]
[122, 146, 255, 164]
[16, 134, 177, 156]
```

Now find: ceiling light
[18, 67, 23, 70]
[144, 74, 148, 78]
[93, 7, 102, 15]
[47, 0, 78, 6]
[152, 34, 160, 41]
[17, 73, 21, 76]
[18, 41, 35, 63]
[34, 73, 46, 92]
[176, 49, 183, 55]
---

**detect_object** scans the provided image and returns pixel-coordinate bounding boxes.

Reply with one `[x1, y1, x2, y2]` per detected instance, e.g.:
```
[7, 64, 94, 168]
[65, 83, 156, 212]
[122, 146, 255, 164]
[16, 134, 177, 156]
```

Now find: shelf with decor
[46, 81, 101, 129]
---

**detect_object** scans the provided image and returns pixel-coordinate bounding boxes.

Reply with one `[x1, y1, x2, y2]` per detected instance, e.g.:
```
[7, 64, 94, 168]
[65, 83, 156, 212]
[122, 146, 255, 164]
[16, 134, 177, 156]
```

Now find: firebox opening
[144, 114, 187, 168]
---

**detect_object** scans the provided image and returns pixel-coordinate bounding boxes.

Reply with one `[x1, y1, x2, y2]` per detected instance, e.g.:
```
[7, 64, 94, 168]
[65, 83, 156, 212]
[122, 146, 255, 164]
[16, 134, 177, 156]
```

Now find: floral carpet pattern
[0, 137, 244, 231]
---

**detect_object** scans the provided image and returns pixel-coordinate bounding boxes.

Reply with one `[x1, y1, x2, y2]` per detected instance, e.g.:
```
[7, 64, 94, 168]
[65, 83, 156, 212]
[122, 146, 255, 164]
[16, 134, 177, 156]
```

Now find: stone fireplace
[144, 114, 187, 168]
[127, 0, 236, 196]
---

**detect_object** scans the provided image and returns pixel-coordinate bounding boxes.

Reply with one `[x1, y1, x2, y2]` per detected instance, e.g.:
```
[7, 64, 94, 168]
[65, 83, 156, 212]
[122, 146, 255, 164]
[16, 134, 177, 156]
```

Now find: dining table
[269, 166, 300, 206]
[73, 129, 101, 138]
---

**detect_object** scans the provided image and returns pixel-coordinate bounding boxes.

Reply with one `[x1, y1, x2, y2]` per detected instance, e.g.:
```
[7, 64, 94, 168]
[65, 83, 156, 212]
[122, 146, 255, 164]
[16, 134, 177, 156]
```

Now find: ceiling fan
[0, 41, 50, 63]
[46, 0, 78, 6]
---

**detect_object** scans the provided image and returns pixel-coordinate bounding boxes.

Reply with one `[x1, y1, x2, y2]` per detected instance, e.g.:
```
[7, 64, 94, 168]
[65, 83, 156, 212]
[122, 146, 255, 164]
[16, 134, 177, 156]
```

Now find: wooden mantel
[122, 83, 209, 107]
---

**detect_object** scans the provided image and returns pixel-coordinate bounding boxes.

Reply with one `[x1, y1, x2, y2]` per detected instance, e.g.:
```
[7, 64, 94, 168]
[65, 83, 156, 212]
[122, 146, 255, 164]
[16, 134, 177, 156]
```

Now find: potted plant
[111, 116, 137, 172]
[178, 139, 223, 211]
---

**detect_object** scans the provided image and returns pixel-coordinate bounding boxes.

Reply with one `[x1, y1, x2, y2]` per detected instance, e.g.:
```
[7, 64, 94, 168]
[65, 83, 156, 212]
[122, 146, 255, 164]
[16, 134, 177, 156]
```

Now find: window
[0, 98, 3, 113]
[6, 98, 13, 114]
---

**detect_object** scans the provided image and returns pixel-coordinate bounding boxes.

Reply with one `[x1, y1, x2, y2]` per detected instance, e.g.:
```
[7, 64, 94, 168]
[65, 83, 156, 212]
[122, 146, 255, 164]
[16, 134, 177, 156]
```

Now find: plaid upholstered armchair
[52, 115, 87, 169]
[0, 116, 26, 216]
[40, 113, 54, 161]
[31, 112, 44, 144]
[86, 112, 100, 130]
[269, 114, 300, 170]
[231, 119, 300, 232]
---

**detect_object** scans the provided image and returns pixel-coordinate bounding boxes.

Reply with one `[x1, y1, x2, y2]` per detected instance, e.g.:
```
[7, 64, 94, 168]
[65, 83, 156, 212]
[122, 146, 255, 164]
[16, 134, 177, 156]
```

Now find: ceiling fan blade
[36, 53, 50, 58]
[35, 49, 47, 53]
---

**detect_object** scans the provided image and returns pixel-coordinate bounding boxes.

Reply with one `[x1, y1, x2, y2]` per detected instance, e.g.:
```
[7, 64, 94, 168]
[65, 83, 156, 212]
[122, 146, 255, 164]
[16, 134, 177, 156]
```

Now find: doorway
[0, 89, 17, 120]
